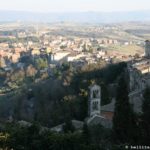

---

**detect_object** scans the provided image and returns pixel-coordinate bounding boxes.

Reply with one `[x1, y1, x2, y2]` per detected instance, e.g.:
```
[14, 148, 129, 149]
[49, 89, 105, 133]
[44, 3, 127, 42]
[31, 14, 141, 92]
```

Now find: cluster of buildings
[0, 23, 144, 75]
[1, 24, 148, 130]
[0, 30, 119, 73]
[128, 40, 150, 113]
[51, 40, 150, 132]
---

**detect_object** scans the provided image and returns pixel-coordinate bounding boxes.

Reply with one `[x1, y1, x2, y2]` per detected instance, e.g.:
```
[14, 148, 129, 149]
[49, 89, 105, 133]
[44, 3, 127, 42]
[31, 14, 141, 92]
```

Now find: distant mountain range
[0, 10, 150, 23]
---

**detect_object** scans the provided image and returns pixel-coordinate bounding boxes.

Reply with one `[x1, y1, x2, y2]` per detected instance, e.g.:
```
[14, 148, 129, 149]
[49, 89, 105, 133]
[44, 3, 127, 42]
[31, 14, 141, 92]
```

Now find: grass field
[107, 44, 144, 56]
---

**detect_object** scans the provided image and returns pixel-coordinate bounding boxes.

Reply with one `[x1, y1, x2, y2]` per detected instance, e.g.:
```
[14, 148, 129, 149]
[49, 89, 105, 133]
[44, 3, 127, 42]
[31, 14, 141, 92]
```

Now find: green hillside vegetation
[0, 62, 126, 127]
[0, 61, 149, 149]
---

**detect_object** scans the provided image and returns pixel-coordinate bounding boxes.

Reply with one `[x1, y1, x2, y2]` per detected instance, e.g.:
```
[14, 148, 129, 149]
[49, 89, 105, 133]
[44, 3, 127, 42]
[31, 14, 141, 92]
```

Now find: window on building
[92, 101, 98, 110]
[93, 90, 99, 98]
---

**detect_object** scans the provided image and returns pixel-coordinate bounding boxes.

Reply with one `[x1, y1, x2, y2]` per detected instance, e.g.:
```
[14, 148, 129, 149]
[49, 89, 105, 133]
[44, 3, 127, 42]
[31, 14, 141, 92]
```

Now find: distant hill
[0, 10, 150, 23]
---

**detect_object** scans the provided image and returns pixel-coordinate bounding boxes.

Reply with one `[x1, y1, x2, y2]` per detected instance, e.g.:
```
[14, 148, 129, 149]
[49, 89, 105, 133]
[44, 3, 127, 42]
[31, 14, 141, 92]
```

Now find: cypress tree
[63, 116, 75, 133]
[113, 73, 137, 144]
[82, 123, 90, 145]
[140, 88, 150, 144]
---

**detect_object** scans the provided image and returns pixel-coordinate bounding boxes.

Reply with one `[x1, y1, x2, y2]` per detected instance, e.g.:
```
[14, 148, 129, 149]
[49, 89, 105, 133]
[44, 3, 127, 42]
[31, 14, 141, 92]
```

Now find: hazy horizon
[0, 10, 150, 23]
[0, 9, 150, 13]
[0, 0, 150, 13]
[0, 0, 150, 23]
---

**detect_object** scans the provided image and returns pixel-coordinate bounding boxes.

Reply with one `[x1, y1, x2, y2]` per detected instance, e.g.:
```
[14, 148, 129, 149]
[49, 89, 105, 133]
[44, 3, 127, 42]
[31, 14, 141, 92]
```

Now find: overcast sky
[0, 0, 150, 12]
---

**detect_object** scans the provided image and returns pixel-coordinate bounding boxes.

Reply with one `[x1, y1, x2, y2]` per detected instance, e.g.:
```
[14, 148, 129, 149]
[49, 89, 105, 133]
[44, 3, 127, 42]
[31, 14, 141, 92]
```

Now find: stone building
[128, 40, 150, 113]
[88, 84, 101, 117]
[86, 84, 112, 128]
[145, 40, 150, 58]
[50, 120, 84, 133]
[128, 58, 150, 92]
[51, 84, 114, 132]
[101, 99, 115, 120]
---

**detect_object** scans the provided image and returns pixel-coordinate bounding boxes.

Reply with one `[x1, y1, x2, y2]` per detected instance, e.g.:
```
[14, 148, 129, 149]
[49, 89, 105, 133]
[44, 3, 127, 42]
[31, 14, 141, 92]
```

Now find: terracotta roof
[101, 99, 115, 112]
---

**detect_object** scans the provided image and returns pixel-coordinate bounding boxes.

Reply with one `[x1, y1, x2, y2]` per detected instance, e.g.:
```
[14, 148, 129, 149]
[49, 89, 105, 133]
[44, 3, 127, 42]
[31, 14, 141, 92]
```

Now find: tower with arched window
[88, 84, 101, 117]
[145, 40, 150, 58]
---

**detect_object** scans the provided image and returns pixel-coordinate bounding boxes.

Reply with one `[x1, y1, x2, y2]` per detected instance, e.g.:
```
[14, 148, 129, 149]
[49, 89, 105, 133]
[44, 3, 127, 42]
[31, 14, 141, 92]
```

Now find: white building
[86, 84, 112, 128]
[50, 51, 71, 62]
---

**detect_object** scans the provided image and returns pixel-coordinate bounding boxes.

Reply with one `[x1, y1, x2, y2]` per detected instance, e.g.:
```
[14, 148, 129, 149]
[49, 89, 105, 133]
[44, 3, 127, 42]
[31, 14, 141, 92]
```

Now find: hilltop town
[0, 22, 146, 93]
[0, 22, 150, 149]
[1, 0, 150, 148]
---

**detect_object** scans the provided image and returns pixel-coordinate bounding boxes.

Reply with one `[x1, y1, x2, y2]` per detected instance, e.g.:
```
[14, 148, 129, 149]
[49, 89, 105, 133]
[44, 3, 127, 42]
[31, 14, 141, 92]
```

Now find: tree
[7, 123, 42, 150]
[20, 56, 33, 64]
[26, 65, 37, 78]
[82, 123, 90, 145]
[0, 133, 9, 149]
[89, 124, 112, 149]
[9, 69, 25, 86]
[35, 58, 48, 70]
[82, 44, 87, 52]
[140, 88, 150, 144]
[113, 73, 138, 144]
[60, 45, 67, 50]
[0, 57, 6, 68]
[88, 46, 94, 53]
[101, 82, 111, 105]
[63, 116, 75, 133]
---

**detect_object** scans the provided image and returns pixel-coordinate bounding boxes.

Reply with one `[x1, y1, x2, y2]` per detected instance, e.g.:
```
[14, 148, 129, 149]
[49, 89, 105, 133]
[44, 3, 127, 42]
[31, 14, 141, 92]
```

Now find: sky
[0, 0, 150, 12]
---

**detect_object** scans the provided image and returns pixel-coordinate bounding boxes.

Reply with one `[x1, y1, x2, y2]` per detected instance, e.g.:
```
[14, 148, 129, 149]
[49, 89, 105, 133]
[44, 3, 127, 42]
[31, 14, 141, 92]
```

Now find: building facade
[87, 84, 112, 128]
[88, 84, 101, 117]
[128, 40, 150, 113]
[145, 40, 150, 58]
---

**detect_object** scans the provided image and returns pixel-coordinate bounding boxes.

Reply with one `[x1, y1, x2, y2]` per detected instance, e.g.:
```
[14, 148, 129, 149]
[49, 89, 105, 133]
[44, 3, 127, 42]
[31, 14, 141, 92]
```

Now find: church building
[86, 84, 113, 128]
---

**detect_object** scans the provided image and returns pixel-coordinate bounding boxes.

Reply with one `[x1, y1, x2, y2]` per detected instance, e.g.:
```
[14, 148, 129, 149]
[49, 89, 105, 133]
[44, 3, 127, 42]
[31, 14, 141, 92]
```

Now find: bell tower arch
[89, 84, 101, 117]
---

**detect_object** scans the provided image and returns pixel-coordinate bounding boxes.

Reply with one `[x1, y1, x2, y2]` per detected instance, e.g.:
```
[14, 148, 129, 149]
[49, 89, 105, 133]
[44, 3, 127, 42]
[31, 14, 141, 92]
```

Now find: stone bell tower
[145, 40, 150, 58]
[88, 84, 101, 117]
